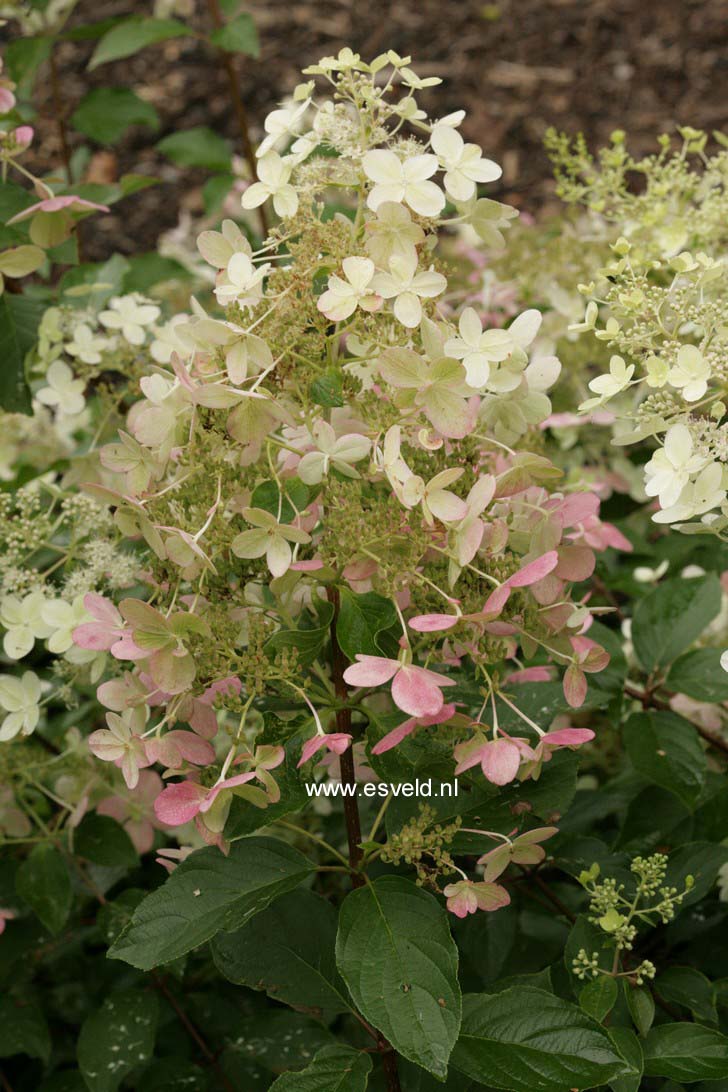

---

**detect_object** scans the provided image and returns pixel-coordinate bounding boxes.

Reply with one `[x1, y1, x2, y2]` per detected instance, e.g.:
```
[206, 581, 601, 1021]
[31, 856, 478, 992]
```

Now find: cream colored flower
[372, 253, 446, 328]
[363, 150, 445, 218]
[242, 152, 298, 219]
[0, 671, 42, 741]
[36, 361, 86, 415]
[430, 124, 501, 202]
[667, 345, 710, 402]
[317, 257, 381, 322]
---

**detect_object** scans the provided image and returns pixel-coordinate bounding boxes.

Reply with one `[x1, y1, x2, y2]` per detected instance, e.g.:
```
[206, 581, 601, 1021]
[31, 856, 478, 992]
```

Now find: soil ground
[9, 0, 728, 260]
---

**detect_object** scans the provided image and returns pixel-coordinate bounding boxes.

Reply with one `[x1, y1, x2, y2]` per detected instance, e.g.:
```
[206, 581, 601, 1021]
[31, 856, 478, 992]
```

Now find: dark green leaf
[212, 888, 350, 1016]
[268, 1044, 371, 1091]
[336, 875, 461, 1079]
[643, 1023, 728, 1081]
[75, 814, 138, 868]
[0, 998, 50, 1062]
[664, 840, 728, 905]
[579, 975, 618, 1022]
[666, 648, 728, 703]
[452, 987, 632, 1091]
[157, 127, 232, 172]
[71, 88, 160, 144]
[631, 574, 720, 671]
[622, 712, 706, 807]
[337, 588, 397, 661]
[0, 293, 33, 413]
[89, 18, 192, 69]
[210, 13, 260, 57]
[15, 843, 72, 934]
[608, 1027, 643, 1092]
[109, 836, 313, 969]
[624, 983, 655, 1037]
[656, 966, 718, 1025]
[77, 989, 159, 1092]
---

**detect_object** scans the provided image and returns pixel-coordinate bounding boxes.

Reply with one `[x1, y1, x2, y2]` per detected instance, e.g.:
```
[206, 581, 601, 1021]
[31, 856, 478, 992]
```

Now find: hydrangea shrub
[1, 29, 728, 1092]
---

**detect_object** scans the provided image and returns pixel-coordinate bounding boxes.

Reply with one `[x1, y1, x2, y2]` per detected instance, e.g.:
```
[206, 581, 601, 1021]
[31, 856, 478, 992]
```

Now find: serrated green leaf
[666, 648, 728, 703]
[268, 1044, 371, 1091]
[624, 982, 655, 1037]
[335, 875, 461, 1079]
[579, 975, 618, 1022]
[71, 88, 160, 144]
[213, 888, 350, 1016]
[337, 588, 397, 661]
[656, 966, 718, 1025]
[643, 1023, 728, 1081]
[77, 989, 159, 1092]
[108, 836, 313, 969]
[608, 1026, 643, 1092]
[631, 574, 721, 671]
[622, 711, 706, 807]
[452, 986, 632, 1091]
[310, 370, 344, 407]
[16, 843, 72, 935]
[89, 18, 192, 69]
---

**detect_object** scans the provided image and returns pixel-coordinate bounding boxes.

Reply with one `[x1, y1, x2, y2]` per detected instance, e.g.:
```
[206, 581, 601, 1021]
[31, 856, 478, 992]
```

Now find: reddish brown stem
[49, 46, 72, 184]
[205, 0, 268, 237]
[151, 973, 238, 1092]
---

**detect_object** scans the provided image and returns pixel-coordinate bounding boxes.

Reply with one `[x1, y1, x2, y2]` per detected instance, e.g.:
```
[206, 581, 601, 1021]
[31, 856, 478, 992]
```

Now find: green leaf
[666, 648, 728, 703]
[335, 875, 461, 1079]
[269, 1044, 371, 1091]
[0, 293, 33, 413]
[608, 1027, 643, 1092]
[157, 127, 232, 172]
[642, 1023, 728, 1081]
[451, 987, 632, 1091]
[212, 888, 350, 1017]
[663, 840, 728, 905]
[656, 966, 718, 1025]
[579, 975, 618, 1022]
[71, 88, 160, 144]
[89, 18, 192, 69]
[631, 573, 720, 671]
[122, 253, 190, 293]
[108, 836, 313, 970]
[16, 843, 72, 935]
[210, 12, 260, 57]
[337, 588, 397, 661]
[0, 998, 50, 1062]
[74, 814, 138, 868]
[622, 712, 706, 807]
[624, 983, 655, 1037]
[4, 36, 51, 94]
[203, 172, 235, 214]
[77, 989, 159, 1092]
[310, 370, 344, 408]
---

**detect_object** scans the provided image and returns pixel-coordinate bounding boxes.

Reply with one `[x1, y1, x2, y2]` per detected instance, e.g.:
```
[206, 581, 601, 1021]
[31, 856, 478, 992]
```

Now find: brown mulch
[11, 0, 728, 261]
